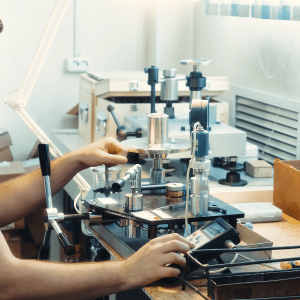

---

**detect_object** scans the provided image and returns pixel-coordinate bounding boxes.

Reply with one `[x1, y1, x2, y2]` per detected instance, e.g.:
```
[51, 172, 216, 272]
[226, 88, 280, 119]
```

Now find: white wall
[0, 0, 194, 161]
[193, 1, 300, 124]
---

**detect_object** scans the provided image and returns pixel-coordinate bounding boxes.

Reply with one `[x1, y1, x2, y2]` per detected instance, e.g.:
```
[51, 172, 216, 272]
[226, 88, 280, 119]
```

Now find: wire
[74, 191, 82, 214]
[185, 122, 200, 235]
[206, 252, 239, 274]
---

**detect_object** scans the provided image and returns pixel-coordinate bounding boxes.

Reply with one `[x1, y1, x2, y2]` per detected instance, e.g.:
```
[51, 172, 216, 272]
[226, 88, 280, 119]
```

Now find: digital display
[203, 222, 226, 239]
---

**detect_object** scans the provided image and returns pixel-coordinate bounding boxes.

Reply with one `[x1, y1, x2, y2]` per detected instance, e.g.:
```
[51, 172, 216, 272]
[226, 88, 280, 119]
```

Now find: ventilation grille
[235, 96, 299, 164]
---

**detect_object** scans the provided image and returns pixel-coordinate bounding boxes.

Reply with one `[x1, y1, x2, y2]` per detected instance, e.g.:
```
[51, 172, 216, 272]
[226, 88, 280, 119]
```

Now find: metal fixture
[160, 69, 179, 119]
[122, 113, 190, 193]
[218, 156, 248, 186]
[37, 144, 101, 260]
[107, 104, 142, 141]
[95, 111, 107, 136]
[79, 102, 88, 123]
[144, 66, 159, 114]
[125, 220, 141, 238]
[166, 183, 184, 198]
[180, 59, 213, 107]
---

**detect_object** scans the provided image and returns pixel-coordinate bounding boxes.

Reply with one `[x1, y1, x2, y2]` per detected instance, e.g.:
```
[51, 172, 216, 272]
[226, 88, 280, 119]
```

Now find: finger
[160, 267, 181, 278]
[159, 240, 191, 254]
[104, 138, 128, 155]
[162, 252, 186, 268]
[103, 153, 128, 165]
[151, 233, 195, 249]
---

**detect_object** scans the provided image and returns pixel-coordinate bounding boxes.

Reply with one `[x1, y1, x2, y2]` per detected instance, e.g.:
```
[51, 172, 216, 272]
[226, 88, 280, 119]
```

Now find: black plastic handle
[38, 144, 51, 176]
[112, 179, 126, 192]
[57, 232, 75, 256]
[38, 229, 52, 260]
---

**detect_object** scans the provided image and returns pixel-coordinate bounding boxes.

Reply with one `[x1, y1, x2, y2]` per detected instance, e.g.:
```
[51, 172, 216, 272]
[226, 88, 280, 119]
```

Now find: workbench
[52, 129, 300, 300]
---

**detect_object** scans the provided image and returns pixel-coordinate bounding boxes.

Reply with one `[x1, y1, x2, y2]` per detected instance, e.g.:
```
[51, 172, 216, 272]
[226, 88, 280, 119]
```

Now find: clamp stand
[38, 144, 101, 260]
[107, 105, 142, 142]
[218, 156, 248, 187]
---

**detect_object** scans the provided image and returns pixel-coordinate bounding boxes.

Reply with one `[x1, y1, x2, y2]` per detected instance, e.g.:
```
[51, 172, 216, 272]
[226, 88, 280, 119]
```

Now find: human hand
[121, 233, 195, 289]
[74, 137, 128, 168]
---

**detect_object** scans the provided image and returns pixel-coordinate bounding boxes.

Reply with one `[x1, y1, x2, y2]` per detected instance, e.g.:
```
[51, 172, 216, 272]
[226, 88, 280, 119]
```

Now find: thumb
[104, 153, 128, 165]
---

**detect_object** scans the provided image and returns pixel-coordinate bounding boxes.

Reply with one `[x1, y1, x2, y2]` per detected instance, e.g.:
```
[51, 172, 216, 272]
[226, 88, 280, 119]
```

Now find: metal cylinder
[190, 193, 209, 216]
[125, 193, 143, 211]
[166, 182, 183, 198]
[161, 69, 178, 101]
[147, 113, 169, 145]
[190, 90, 201, 102]
[125, 220, 141, 238]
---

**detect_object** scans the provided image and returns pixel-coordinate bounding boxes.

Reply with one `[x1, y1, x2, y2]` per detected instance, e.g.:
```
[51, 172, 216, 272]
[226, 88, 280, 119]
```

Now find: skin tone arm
[0, 137, 128, 228]
[0, 232, 195, 300]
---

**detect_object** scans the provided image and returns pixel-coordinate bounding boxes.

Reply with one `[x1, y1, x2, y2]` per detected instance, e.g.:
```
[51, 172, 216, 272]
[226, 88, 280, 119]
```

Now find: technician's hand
[122, 233, 195, 288]
[74, 137, 128, 168]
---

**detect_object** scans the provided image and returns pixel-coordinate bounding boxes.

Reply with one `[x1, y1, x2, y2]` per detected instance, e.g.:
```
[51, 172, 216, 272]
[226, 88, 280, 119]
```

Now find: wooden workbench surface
[91, 189, 300, 300]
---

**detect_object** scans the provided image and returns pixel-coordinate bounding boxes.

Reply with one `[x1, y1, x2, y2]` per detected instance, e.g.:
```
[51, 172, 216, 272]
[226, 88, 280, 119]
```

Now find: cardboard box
[8, 242, 38, 259]
[22, 157, 40, 173]
[0, 147, 13, 162]
[0, 128, 12, 149]
[274, 159, 300, 221]
[0, 218, 25, 231]
[25, 206, 45, 244]
[0, 161, 25, 183]
[246, 160, 273, 178]
[27, 140, 39, 159]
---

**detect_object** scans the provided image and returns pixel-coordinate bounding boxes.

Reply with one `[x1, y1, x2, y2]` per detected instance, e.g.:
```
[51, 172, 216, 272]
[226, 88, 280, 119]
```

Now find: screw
[174, 225, 179, 230]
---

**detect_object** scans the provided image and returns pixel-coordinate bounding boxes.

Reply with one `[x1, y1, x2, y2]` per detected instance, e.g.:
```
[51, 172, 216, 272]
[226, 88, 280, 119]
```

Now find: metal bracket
[96, 111, 108, 136]
[79, 102, 88, 123]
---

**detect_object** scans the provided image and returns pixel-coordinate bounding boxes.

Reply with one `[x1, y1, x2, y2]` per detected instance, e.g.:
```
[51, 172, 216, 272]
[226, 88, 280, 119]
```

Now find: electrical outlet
[65, 57, 90, 72]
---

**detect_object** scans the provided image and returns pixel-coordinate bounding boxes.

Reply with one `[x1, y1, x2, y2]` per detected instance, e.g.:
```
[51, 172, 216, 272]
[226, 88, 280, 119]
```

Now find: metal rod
[179, 278, 210, 300]
[44, 176, 53, 208]
[50, 220, 62, 235]
[197, 256, 300, 270]
[141, 184, 167, 191]
[151, 85, 156, 113]
[193, 245, 300, 254]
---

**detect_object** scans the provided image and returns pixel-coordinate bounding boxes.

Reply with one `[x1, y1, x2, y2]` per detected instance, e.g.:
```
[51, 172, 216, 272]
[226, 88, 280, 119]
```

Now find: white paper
[131, 210, 159, 221]
[0, 161, 10, 167]
[98, 197, 117, 204]
[151, 209, 173, 220]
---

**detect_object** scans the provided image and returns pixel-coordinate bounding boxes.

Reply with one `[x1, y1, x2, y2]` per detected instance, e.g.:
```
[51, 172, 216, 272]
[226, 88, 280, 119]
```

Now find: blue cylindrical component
[192, 129, 209, 157]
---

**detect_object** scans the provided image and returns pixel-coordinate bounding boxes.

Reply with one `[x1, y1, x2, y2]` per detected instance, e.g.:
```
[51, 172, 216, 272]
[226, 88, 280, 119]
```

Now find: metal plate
[121, 137, 191, 154]
[84, 188, 244, 226]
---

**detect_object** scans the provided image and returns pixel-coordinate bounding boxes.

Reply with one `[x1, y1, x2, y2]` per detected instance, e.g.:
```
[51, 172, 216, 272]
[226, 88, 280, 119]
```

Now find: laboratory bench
[52, 129, 299, 300]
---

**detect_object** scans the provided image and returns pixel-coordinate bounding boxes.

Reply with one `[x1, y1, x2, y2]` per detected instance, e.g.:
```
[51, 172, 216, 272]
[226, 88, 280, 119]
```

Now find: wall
[0, 0, 194, 161]
[193, 1, 300, 124]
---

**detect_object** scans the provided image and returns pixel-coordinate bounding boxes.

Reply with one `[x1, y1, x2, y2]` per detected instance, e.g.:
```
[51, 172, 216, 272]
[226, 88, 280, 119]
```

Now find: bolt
[174, 225, 179, 230]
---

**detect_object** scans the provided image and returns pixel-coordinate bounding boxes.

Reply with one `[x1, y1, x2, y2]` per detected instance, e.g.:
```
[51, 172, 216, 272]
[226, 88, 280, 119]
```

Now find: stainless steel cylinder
[190, 193, 209, 216]
[147, 113, 169, 145]
[190, 90, 202, 102]
[125, 193, 143, 211]
[191, 176, 209, 194]
[125, 220, 141, 238]
[161, 69, 178, 101]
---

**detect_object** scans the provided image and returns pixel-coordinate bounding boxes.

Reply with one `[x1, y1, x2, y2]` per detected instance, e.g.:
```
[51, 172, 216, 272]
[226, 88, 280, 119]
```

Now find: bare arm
[0, 232, 195, 300]
[0, 137, 128, 228]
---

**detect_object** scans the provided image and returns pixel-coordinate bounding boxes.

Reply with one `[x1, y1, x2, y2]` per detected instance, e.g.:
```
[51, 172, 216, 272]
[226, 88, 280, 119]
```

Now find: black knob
[57, 232, 75, 256]
[38, 230, 52, 260]
[38, 144, 51, 176]
[112, 179, 126, 193]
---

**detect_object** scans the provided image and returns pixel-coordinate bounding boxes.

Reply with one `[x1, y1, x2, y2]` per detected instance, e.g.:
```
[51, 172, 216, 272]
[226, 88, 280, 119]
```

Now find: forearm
[0, 151, 84, 227]
[2, 258, 131, 300]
